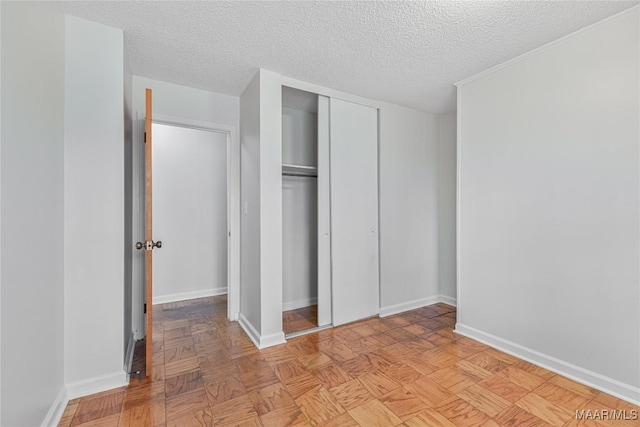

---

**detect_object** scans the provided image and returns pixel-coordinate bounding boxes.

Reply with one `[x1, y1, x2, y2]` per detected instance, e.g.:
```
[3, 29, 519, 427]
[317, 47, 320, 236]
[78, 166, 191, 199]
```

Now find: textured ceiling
[46, 1, 638, 114]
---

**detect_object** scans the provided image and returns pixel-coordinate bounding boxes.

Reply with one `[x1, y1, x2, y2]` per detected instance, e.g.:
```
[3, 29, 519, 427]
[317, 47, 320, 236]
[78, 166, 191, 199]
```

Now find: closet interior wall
[281, 88, 319, 319]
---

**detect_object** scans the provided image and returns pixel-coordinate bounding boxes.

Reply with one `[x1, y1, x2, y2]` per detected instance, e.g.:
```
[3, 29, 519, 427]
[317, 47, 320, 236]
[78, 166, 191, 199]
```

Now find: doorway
[129, 112, 239, 377]
[152, 123, 228, 303]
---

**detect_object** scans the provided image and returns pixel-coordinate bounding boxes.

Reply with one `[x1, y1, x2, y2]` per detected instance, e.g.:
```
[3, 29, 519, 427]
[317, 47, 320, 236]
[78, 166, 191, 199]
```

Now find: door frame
[132, 112, 240, 337]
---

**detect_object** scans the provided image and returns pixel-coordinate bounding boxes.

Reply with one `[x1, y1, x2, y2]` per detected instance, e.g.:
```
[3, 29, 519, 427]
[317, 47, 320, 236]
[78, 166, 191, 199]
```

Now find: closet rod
[282, 173, 317, 178]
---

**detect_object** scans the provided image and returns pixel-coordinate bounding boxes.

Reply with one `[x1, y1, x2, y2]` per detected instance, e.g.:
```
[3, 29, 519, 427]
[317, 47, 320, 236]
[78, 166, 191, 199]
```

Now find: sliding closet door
[330, 98, 379, 326]
[317, 96, 332, 327]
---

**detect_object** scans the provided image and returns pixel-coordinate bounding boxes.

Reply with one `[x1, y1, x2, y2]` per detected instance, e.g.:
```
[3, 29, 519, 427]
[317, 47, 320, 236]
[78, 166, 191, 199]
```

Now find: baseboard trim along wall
[238, 313, 287, 349]
[152, 287, 227, 305]
[455, 323, 640, 406]
[41, 386, 68, 427]
[238, 312, 261, 348]
[379, 295, 457, 317]
[259, 331, 287, 348]
[283, 297, 318, 312]
[438, 295, 457, 307]
[65, 371, 128, 400]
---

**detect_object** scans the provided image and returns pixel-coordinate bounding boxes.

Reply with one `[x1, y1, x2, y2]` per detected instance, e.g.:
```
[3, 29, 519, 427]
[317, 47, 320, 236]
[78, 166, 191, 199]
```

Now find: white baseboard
[439, 294, 457, 307]
[283, 297, 317, 311]
[455, 323, 640, 406]
[379, 295, 457, 317]
[41, 386, 68, 427]
[65, 371, 128, 400]
[238, 313, 286, 349]
[238, 312, 261, 348]
[152, 287, 227, 305]
[260, 331, 287, 348]
[124, 332, 135, 374]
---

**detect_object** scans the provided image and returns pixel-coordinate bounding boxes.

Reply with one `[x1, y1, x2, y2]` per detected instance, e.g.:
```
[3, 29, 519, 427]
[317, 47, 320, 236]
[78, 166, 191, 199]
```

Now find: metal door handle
[136, 240, 162, 250]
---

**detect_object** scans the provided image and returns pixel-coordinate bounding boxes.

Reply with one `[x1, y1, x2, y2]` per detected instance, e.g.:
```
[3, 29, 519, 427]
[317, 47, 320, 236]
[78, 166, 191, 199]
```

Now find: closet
[281, 87, 323, 335]
[281, 85, 380, 336]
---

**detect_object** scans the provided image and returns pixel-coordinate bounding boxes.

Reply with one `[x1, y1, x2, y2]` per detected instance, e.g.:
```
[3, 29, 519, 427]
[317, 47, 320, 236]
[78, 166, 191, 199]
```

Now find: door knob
[135, 240, 162, 250]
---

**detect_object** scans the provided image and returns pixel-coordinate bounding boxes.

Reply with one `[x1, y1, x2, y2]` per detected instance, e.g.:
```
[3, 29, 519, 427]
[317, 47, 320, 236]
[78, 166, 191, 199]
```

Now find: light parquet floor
[283, 305, 318, 335]
[59, 295, 639, 426]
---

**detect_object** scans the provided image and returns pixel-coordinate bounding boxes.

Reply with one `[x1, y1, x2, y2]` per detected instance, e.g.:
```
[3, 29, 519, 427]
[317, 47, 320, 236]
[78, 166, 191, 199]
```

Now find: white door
[317, 95, 331, 326]
[330, 98, 379, 326]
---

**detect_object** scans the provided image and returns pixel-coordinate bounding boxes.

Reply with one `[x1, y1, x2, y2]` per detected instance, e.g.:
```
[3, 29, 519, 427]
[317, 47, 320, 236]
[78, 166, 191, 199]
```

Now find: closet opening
[282, 86, 322, 337]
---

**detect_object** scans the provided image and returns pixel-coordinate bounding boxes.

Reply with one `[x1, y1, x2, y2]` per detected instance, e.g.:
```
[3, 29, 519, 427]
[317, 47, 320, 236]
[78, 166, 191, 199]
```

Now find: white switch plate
[243, 201, 248, 216]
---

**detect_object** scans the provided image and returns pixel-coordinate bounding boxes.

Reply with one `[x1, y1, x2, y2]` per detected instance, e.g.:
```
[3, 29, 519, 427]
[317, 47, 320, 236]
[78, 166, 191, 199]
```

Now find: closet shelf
[282, 164, 318, 177]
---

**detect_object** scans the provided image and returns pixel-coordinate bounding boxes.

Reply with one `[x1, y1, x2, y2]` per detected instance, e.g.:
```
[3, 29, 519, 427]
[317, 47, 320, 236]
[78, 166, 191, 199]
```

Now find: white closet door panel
[330, 98, 379, 326]
[317, 96, 331, 326]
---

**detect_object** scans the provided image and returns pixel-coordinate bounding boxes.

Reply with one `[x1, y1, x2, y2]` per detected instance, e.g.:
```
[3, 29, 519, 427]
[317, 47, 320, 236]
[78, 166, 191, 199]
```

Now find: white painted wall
[438, 112, 457, 302]
[152, 124, 228, 302]
[379, 102, 440, 315]
[258, 70, 285, 344]
[240, 73, 262, 333]
[282, 107, 318, 311]
[282, 107, 317, 166]
[282, 177, 318, 310]
[132, 77, 239, 129]
[456, 8, 639, 403]
[239, 69, 285, 347]
[0, 3, 66, 425]
[123, 44, 134, 366]
[64, 15, 127, 395]
[1, 5, 3, 421]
